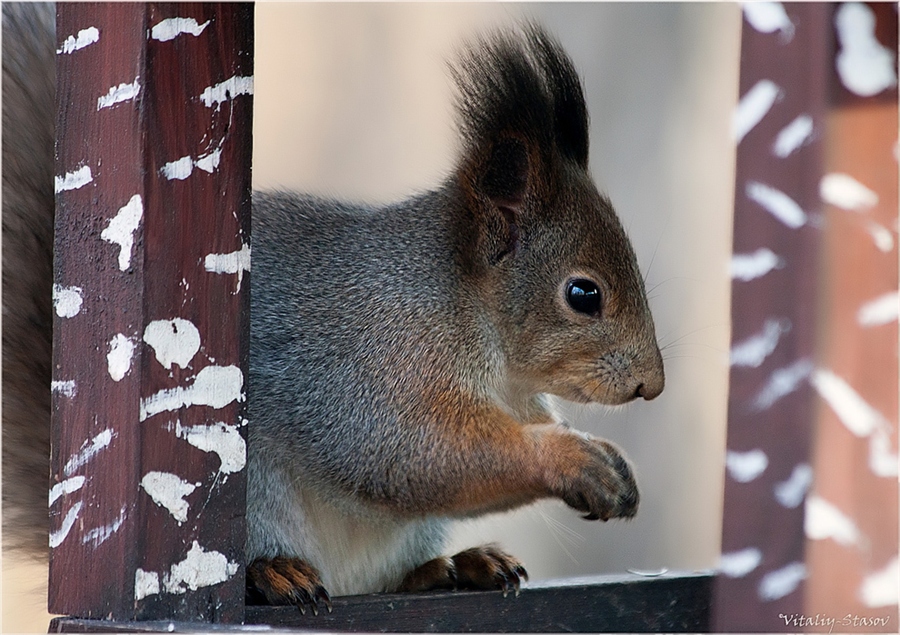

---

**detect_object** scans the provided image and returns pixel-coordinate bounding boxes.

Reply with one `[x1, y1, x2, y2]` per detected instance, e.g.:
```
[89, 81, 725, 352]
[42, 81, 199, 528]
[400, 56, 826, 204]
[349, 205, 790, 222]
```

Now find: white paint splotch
[731, 248, 785, 282]
[742, 2, 794, 41]
[165, 541, 239, 594]
[857, 291, 899, 327]
[860, 556, 899, 608]
[199, 75, 254, 109]
[150, 17, 210, 42]
[752, 358, 813, 411]
[758, 562, 807, 601]
[97, 77, 141, 110]
[805, 495, 862, 547]
[726, 449, 769, 483]
[140, 365, 244, 421]
[730, 318, 791, 368]
[772, 114, 813, 158]
[835, 2, 897, 97]
[64, 428, 114, 476]
[58, 26, 100, 54]
[101, 194, 143, 271]
[52, 284, 83, 318]
[143, 318, 201, 370]
[107, 334, 136, 382]
[135, 568, 161, 601]
[55, 165, 93, 193]
[733, 80, 782, 143]
[49, 476, 86, 506]
[50, 501, 83, 548]
[820, 173, 879, 211]
[746, 181, 807, 228]
[175, 421, 246, 475]
[82, 505, 127, 548]
[204, 243, 251, 292]
[140, 471, 199, 524]
[774, 463, 813, 508]
[51, 380, 77, 398]
[720, 547, 763, 578]
[161, 148, 222, 180]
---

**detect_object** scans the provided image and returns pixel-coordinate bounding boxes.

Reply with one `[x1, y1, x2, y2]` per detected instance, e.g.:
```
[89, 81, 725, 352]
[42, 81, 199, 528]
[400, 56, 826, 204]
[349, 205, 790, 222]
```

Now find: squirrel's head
[451, 24, 664, 406]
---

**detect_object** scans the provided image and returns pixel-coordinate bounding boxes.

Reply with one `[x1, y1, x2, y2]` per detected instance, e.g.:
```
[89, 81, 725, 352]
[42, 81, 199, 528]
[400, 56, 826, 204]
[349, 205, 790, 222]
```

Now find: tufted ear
[479, 137, 529, 208]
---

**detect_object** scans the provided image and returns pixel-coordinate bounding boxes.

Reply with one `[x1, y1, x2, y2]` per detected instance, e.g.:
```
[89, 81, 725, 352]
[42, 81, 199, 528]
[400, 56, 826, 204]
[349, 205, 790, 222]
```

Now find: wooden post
[715, 3, 897, 631]
[50, 2, 253, 622]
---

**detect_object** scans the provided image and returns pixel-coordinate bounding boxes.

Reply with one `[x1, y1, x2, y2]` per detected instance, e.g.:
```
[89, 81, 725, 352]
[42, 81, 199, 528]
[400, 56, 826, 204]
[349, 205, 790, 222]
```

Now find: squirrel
[3, 4, 664, 613]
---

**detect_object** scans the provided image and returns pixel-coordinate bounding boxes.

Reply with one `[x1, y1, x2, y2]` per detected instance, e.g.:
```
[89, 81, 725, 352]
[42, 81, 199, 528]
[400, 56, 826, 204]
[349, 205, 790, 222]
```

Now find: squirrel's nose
[635, 381, 663, 401]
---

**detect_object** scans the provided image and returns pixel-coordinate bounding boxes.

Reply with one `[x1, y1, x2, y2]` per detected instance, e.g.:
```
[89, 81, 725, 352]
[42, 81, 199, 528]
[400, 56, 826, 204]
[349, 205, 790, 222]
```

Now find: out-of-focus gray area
[253, 2, 740, 582]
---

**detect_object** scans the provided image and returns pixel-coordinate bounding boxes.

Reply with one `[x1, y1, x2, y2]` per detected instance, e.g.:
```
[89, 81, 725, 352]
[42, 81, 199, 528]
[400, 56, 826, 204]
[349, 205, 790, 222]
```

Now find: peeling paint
[82, 505, 127, 548]
[143, 318, 201, 370]
[731, 248, 784, 282]
[51, 380, 77, 398]
[52, 284, 84, 318]
[726, 449, 769, 483]
[50, 501, 83, 548]
[835, 2, 897, 97]
[175, 421, 246, 474]
[150, 17, 210, 42]
[720, 547, 763, 578]
[64, 428, 114, 476]
[820, 173, 879, 211]
[49, 476, 86, 506]
[204, 243, 251, 292]
[752, 358, 813, 411]
[140, 365, 244, 421]
[772, 114, 813, 158]
[101, 194, 143, 271]
[805, 495, 862, 547]
[140, 471, 199, 524]
[97, 77, 141, 110]
[774, 463, 813, 508]
[746, 181, 807, 228]
[733, 80, 781, 143]
[107, 334, 136, 381]
[758, 562, 806, 601]
[135, 568, 161, 601]
[58, 26, 100, 54]
[730, 318, 791, 367]
[860, 556, 899, 608]
[742, 2, 794, 41]
[55, 165, 93, 193]
[199, 75, 254, 109]
[857, 291, 899, 327]
[162, 541, 240, 594]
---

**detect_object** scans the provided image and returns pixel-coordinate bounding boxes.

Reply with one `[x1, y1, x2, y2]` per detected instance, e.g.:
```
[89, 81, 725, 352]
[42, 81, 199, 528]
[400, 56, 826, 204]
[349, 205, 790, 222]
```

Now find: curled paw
[246, 556, 332, 615]
[559, 435, 639, 521]
[399, 545, 527, 597]
[453, 544, 528, 596]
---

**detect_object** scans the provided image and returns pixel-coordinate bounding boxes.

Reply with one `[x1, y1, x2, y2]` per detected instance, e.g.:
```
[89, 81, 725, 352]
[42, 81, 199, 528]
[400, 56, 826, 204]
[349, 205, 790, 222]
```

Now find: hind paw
[246, 556, 332, 615]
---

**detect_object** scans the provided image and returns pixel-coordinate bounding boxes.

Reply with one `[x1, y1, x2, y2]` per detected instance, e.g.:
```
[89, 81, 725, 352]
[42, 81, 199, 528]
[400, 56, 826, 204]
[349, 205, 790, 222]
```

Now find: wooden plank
[50, 572, 714, 632]
[715, 3, 898, 631]
[805, 1, 898, 627]
[713, 4, 830, 631]
[50, 2, 253, 621]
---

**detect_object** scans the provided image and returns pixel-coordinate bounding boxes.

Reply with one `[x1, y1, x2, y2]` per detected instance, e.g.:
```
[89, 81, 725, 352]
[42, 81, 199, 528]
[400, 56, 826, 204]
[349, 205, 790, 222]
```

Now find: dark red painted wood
[50, 2, 252, 621]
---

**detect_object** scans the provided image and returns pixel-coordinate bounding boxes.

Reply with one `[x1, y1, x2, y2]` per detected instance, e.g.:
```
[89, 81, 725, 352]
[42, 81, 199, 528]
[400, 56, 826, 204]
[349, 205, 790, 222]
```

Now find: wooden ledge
[50, 570, 713, 633]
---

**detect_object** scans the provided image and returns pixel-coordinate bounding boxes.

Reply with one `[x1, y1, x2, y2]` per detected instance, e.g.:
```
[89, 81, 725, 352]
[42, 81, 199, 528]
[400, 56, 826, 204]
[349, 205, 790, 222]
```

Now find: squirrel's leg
[246, 556, 332, 614]
[398, 545, 527, 595]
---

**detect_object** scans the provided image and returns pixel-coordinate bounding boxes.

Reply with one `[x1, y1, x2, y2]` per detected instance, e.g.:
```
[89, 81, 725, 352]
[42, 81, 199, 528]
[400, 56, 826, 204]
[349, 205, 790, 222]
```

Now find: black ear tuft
[450, 22, 590, 179]
[480, 138, 529, 206]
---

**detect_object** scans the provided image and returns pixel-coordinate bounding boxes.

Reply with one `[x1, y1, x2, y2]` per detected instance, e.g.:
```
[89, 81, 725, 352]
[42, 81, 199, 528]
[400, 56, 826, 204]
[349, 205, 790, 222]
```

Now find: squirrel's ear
[478, 137, 529, 208]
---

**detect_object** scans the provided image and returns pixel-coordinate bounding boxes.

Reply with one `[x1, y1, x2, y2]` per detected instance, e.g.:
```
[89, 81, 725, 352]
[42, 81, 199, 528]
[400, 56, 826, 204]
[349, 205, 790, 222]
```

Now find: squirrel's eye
[566, 278, 602, 316]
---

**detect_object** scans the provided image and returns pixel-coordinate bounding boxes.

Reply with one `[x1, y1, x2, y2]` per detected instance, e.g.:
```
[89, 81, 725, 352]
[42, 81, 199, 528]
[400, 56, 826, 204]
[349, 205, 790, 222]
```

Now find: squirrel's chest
[284, 486, 449, 596]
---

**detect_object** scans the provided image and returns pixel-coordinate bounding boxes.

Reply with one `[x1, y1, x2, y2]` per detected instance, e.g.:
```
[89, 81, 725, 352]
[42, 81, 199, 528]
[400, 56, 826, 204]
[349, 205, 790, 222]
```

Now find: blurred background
[3, 3, 740, 631]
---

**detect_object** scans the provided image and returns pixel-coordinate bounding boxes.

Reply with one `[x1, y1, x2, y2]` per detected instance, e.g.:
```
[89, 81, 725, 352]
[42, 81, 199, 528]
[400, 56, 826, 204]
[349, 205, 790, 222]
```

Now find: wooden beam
[50, 571, 713, 632]
[50, 2, 253, 621]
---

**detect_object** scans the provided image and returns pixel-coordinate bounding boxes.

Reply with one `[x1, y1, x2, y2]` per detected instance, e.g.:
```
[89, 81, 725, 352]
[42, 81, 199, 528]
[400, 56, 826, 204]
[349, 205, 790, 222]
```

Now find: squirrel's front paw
[246, 556, 332, 615]
[555, 433, 639, 521]
[399, 545, 527, 596]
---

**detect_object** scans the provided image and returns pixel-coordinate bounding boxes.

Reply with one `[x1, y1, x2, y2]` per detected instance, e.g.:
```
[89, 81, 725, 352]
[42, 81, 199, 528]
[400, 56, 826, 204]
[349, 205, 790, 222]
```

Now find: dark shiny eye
[566, 278, 602, 316]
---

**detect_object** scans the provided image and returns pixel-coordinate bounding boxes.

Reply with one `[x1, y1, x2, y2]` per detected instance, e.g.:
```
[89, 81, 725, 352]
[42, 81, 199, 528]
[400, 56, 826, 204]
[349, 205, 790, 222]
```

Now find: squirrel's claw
[246, 556, 331, 615]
